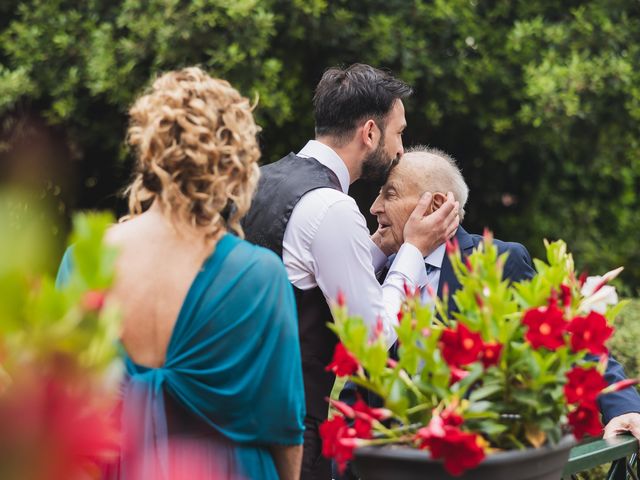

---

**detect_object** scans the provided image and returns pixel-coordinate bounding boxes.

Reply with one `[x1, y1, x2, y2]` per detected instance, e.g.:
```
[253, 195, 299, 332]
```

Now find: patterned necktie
[425, 263, 437, 276]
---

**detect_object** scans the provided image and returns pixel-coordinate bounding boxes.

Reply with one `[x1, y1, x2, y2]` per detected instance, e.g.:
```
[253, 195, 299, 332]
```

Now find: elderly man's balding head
[397, 147, 469, 220]
[370, 146, 468, 253]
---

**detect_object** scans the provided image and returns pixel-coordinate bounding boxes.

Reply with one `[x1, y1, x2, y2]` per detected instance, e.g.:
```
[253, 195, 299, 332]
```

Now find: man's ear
[432, 192, 447, 213]
[360, 119, 379, 149]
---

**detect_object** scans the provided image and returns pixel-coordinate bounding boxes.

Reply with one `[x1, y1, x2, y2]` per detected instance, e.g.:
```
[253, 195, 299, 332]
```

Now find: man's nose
[370, 195, 383, 215]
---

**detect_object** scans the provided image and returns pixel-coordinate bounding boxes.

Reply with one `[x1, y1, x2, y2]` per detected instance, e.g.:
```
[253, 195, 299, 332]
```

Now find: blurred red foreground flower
[564, 367, 607, 404]
[0, 372, 119, 480]
[567, 312, 613, 355]
[416, 409, 485, 476]
[319, 416, 360, 474]
[440, 323, 483, 367]
[326, 343, 359, 377]
[568, 403, 602, 440]
[523, 303, 567, 350]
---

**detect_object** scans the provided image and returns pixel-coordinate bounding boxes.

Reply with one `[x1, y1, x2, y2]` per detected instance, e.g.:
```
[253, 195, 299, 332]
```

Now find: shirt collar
[297, 140, 350, 193]
[425, 243, 447, 269]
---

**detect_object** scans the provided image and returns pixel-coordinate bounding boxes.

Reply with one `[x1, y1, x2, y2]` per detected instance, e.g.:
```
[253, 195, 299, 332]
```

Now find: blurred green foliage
[1, 0, 639, 290]
[0, 191, 120, 378]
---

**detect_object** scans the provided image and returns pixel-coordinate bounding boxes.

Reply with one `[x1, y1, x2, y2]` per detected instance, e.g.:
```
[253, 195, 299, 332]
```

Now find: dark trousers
[301, 416, 331, 480]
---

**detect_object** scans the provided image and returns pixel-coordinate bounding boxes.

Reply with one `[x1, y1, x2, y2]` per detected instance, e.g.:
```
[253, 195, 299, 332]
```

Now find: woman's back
[106, 204, 218, 369]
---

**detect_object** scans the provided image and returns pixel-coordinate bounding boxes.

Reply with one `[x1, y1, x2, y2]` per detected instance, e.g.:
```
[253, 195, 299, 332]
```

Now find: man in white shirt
[242, 64, 459, 479]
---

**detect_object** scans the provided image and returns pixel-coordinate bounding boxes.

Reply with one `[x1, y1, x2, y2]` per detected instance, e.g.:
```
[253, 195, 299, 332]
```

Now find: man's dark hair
[313, 63, 412, 144]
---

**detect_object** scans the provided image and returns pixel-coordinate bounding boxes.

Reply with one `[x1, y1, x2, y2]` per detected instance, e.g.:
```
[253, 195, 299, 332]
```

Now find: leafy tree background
[1, 0, 639, 292]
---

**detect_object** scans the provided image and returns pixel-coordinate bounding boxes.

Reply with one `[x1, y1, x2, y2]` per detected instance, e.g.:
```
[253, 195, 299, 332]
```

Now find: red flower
[568, 403, 603, 440]
[336, 289, 346, 307]
[416, 413, 484, 476]
[374, 317, 384, 339]
[352, 399, 378, 439]
[326, 343, 359, 377]
[564, 367, 607, 404]
[319, 416, 359, 474]
[416, 409, 463, 447]
[567, 312, 613, 355]
[560, 284, 572, 307]
[440, 323, 483, 367]
[465, 257, 473, 272]
[0, 373, 120, 480]
[522, 303, 567, 350]
[327, 397, 389, 440]
[82, 290, 105, 312]
[578, 271, 588, 287]
[446, 238, 460, 256]
[479, 342, 503, 368]
[449, 366, 469, 385]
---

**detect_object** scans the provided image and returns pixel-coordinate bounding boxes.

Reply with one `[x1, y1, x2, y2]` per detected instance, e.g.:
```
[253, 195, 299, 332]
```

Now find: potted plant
[320, 233, 637, 479]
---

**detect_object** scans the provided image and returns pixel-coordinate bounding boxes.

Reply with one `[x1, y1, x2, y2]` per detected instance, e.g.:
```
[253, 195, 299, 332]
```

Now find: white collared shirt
[282, 140, 428, 347]
[421, 243, 446, 305]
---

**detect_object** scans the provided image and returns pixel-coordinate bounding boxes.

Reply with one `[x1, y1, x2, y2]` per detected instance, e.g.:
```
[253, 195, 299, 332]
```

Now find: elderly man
[368, 146, 640, 436]
[370, 146, 536, 302]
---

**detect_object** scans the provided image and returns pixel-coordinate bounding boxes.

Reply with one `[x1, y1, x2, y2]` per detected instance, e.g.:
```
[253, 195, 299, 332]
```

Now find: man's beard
[361, 140, 398, 185]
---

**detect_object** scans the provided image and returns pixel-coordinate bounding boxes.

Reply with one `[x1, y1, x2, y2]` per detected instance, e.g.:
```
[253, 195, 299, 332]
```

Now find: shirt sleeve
[310, 199, 428, 347]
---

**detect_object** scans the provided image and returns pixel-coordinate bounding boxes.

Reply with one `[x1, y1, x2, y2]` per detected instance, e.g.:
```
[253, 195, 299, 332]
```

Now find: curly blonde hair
[124, 67, 260, 239]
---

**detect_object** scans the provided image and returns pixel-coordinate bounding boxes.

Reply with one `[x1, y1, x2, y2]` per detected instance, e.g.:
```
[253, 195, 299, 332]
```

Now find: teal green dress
[57, 234, 305, 479]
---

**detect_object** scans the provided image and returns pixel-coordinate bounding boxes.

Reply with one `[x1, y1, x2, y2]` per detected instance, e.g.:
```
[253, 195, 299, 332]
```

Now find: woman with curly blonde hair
[56, 67, 305, 480]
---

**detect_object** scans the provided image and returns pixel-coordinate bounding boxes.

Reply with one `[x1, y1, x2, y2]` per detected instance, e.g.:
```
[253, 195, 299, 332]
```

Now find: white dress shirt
[420, 243, 446, 306]
[282, 140, 428, 346]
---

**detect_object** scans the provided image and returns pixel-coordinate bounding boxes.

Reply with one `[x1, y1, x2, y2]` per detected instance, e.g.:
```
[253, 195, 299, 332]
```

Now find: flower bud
[336, 289, 346, 307]
[600, 378, 640, 395]
[82, 290, 105, 312]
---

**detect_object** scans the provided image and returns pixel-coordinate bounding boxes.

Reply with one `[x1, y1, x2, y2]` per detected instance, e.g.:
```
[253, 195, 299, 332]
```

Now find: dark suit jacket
[439, 227, 535, 314]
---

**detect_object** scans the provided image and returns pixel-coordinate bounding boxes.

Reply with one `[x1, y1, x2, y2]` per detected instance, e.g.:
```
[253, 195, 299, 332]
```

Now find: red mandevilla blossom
[568, 402, 603, 440]
[440, 323, 483, 367]
[416, 412, 484, 476]
[325, 343, 359, 377]
[479, 342, 503, 368]
[564, 366, 607, 404]
[560, 284, 572, 307]
[319, 416, 358, 474]
[567, 312, 613, 355]
[449, 366, 469, 385]
[522, 303, 568, 350]
[328, 397, 390, 440]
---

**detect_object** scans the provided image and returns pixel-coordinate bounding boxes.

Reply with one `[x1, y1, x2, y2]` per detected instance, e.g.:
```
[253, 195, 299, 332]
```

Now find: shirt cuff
[369, 239, 388, 273]
[388, 243, 428, 288]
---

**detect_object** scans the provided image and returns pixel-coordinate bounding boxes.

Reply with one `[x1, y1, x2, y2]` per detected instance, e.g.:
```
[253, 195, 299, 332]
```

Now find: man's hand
[603, 412, 640, 441]
[403, 192, 459, 257]
[371, 227, 399, 256]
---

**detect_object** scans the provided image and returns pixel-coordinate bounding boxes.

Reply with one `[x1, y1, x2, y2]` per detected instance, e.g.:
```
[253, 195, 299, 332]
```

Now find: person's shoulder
[465, 230, 532, 265]
[232, 236, 288, 277]
[289, 188, 360, 234]
[298, 187, 353, 209]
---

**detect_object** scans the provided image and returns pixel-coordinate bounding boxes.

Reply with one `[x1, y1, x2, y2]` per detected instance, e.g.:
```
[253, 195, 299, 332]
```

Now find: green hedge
[2, 0, 640, 292]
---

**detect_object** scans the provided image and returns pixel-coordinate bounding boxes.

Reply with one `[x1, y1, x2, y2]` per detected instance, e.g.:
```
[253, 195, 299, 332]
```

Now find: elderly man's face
[370, 163, 423, 253]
